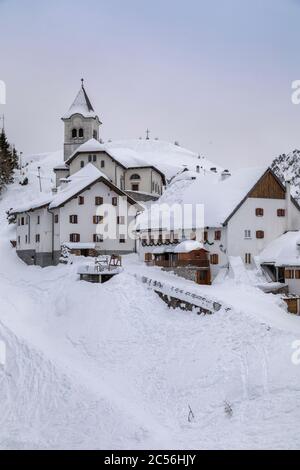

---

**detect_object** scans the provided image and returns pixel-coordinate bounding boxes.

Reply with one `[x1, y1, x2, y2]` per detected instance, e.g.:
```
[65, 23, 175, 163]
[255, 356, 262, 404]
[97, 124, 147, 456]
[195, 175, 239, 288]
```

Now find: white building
[136, 167, 300, 284]
[259, 231, 300, 295]
[11, 164, 140, 266]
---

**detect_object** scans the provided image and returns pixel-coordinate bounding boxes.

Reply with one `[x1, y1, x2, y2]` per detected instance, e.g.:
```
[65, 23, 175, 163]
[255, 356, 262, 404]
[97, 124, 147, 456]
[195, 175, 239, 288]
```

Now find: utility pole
[146, 129, 150, 140]
[37, 166, 42, 192]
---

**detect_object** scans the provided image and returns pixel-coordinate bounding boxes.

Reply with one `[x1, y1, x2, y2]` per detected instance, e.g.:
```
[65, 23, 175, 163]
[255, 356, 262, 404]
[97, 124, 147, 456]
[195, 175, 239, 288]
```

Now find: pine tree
[0, 129, 18, 189]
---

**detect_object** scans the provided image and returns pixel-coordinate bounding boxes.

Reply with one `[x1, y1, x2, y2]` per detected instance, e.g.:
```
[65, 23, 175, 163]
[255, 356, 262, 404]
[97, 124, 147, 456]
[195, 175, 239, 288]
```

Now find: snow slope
[1, 154, 300, 449]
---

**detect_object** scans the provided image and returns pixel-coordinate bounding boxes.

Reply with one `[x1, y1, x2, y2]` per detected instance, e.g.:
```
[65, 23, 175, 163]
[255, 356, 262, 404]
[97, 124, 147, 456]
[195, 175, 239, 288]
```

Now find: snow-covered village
[1, 0, 300, 457]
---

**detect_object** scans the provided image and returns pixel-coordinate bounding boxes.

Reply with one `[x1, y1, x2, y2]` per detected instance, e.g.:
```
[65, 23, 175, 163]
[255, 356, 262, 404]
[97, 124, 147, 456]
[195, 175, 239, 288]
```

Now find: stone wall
[162, 266, 197, 283]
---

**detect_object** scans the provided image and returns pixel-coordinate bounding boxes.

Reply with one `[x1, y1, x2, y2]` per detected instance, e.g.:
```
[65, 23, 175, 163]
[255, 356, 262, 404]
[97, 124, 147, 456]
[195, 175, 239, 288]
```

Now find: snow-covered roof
[136, 167, 270, 230]
[259, 231, 300, 267]
[65, 138, 166, 182]
[10, 163, 139, 215]
[53, 163, 69, 171]
[49, 164, 108, 209]
[66, 138, 222, 182]
[106, 139, 223, 181]
[64, 243, 96, 250]
[9, 195, 53, 215]
[62, 85, 98, 120]
[173, 240, 204, 253]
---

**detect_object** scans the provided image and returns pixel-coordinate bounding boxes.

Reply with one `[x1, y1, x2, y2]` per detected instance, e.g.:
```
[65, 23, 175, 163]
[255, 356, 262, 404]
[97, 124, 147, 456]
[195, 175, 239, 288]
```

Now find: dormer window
[130, 174, 141, 180]
[72, 128, 77, 138]
[79, 128, 84, 138]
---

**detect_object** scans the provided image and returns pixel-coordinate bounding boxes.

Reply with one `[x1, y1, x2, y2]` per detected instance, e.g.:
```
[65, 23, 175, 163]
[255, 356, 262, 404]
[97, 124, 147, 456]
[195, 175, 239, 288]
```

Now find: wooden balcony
[152, 259, 210, 268]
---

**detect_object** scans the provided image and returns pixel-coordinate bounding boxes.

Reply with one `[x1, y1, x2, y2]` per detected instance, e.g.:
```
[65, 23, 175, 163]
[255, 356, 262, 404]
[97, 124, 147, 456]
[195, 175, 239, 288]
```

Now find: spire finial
[81, 78, 84, 88]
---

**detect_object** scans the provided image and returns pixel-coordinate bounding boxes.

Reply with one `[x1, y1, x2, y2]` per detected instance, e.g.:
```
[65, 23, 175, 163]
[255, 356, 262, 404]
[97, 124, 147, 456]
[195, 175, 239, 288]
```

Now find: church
[9, 81, 166, 266]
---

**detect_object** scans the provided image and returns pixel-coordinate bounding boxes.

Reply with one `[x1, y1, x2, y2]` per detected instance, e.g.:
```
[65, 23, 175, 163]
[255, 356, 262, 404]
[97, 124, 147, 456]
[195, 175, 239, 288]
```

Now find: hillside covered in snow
[1, 154, 300, 449]
[271, 149, 300, 201]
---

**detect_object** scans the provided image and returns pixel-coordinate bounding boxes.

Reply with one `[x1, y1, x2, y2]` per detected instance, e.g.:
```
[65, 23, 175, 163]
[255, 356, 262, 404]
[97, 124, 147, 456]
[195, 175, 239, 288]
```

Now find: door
[196, 269, 211, 285]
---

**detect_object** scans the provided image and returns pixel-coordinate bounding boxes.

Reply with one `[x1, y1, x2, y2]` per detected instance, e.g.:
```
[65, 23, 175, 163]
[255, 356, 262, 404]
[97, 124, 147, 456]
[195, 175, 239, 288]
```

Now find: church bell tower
[61, 79, 101, 161]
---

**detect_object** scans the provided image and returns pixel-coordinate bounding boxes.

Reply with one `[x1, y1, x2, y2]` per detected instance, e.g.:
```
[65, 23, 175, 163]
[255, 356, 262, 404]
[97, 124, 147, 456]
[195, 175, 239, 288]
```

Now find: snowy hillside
[271, 150, 300, 201]
[1, 157, 300, 449]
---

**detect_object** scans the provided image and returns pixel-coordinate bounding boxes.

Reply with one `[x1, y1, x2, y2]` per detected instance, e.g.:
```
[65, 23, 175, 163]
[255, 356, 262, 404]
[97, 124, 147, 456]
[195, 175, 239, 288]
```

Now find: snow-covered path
[0, 153, 300, 449]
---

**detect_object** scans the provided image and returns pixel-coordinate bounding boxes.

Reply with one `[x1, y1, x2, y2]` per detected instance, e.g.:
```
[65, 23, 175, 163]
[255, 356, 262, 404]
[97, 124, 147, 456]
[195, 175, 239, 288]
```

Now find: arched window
[72, 128, 77, 138]
[130, 174, 141, 180]
[79, 128, 84, 138]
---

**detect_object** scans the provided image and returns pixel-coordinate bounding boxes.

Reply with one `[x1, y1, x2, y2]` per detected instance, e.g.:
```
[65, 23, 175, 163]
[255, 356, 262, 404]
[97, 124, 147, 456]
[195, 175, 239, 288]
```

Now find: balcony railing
[148, 259, 210, 268]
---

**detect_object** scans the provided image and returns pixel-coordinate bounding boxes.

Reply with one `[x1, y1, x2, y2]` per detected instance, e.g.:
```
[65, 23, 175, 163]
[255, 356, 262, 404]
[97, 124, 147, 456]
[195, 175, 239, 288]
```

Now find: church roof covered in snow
[62, 83, 99, 120]
[65, 138, 166, 184]
[259, 231, 300, 267]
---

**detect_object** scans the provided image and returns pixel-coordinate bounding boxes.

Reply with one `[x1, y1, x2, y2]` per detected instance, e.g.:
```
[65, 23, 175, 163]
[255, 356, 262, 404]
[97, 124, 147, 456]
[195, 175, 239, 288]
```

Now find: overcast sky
[1, 0, 300, 169]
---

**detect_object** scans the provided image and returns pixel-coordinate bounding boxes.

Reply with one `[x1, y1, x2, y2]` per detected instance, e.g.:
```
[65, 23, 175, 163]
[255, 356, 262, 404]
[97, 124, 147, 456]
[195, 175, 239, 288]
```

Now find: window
[21, 217, 24, 226]
[117, 216, 125, 225]
[131, 184, 139, 191]
[35, 234, 40, 243]
[88, 155, 92, 162]
[215, 230, 221, 241]
[277, 209, 285, 217]
[93, 234, 103, 243]
[95, 197, 103, 206]
[256, 208, 264, 217]
[25, 235, 28, 244]
[244, 230, 251, 239]
[285, 269, 294, 279]
[78, 128, 84, 138]
[204, 231, 208, 242]
[245, 253, 251, 264]
[37, 215, 40, 225]
[295, 270, 300, 279]
[54, 214, 59, 224]
[72, 128, 77, 138]
[93, 130, 97, 139]
[130, 174, 141, 180]
[210, 254, 219, 265]
[93, 215, 104, 224]
[93, 155, 97, 162]
[80, 161, 85, 168]
[119, 235, 126, 244]
[112, 197, 118, 206]
[256, 230, 265, 239]
[101, 161, 105, 168]
[69, 215, 78, 224]
[145, 253, 152, 262]
[70, 233, 80, 243]
[78, 196, 84, 205]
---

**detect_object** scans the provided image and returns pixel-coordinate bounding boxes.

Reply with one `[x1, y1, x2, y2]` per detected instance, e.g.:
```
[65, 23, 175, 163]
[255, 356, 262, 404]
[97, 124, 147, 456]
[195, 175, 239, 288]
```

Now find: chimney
[285, 180, 293, 231]
[221, 169, 231, 181]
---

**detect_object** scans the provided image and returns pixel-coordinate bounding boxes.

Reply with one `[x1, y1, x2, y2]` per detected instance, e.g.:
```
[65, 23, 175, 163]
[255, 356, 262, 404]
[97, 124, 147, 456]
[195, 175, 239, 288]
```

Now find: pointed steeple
[62, 80, 102, 161]
[62, 80, 99, 120]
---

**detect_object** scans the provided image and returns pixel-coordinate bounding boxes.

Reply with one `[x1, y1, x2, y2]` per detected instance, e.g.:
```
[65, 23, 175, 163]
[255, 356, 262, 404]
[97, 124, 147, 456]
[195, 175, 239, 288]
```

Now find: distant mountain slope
[271, 150, 300, 201]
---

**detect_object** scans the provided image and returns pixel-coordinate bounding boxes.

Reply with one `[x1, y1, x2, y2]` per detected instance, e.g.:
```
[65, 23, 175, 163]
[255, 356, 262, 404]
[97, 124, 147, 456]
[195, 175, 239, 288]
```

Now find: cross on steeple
[146, 129, 150, 140]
